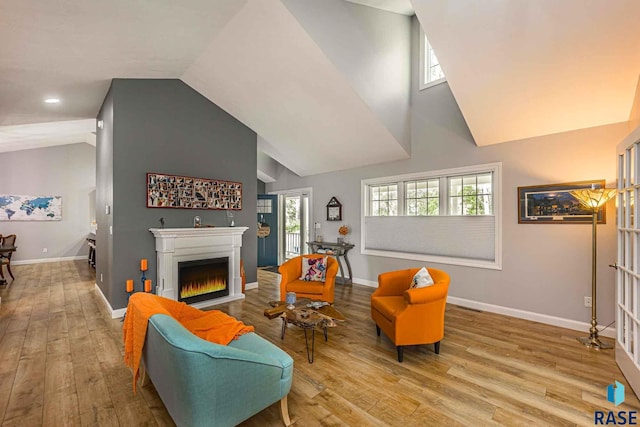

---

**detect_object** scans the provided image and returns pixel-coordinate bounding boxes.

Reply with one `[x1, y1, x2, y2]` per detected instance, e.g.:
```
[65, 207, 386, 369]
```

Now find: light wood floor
[0, 261, 638, 426]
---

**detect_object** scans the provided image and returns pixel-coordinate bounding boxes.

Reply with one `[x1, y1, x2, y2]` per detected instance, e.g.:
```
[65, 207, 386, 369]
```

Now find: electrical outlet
[42, 248, 47, 253]
[584, 296, 592, 308]
[100, 273, 103, 283]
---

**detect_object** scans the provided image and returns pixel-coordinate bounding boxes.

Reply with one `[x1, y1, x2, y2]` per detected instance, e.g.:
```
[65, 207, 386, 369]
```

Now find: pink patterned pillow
[300, 257, 328, 282]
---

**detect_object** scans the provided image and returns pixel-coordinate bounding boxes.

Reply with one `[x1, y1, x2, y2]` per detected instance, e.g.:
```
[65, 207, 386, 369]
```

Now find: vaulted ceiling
[1, 0, 638, 176]
[413, 0, 640, 146]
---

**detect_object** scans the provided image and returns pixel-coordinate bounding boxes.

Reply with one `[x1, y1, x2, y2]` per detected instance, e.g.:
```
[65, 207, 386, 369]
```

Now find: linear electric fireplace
[178, 257, 229, 304]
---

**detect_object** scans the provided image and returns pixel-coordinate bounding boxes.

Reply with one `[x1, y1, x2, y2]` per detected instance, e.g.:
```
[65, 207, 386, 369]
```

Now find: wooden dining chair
[0, 234, 16, 281]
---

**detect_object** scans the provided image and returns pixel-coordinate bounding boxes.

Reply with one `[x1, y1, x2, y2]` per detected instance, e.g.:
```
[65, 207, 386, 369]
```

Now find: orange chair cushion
[371, 296, 406, 322]
[285, 279, 325, 296]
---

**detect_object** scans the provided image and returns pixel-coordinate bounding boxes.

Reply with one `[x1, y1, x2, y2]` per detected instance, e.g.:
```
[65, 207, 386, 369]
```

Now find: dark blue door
[257, 194, 278, 267]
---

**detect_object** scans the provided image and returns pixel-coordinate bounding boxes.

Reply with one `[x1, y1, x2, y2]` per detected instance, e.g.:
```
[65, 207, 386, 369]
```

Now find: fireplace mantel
[150, 227, 248, 309]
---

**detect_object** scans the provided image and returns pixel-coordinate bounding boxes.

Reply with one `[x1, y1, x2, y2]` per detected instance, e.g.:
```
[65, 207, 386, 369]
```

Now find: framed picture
[518, 180, 606, 224]
[147, 172, 242, 210]
[326, 196, 342, 221]
[0, 195, 62, 221]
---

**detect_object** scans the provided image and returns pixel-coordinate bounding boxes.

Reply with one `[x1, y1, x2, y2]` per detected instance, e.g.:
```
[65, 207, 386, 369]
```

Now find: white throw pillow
[410, 267, 434, 288]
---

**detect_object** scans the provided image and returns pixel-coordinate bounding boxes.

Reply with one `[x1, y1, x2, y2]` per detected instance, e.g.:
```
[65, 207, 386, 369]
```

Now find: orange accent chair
[279, 255, 339, 303]
[371, 268, 450, 362]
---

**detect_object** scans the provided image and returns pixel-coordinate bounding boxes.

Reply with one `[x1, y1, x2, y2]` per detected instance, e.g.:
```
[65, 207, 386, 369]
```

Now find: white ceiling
[182, 0, 409, 176]
[413, 0, 640, 146]
[1, 0, 638, 175]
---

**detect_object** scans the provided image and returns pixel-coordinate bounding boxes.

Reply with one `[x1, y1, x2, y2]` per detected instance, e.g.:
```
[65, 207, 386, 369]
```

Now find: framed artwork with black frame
[326, 196, 342, 221]
[517, 180, 606, 224]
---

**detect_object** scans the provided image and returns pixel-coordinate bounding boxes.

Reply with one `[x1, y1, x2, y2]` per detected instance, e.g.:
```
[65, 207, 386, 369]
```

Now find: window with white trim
[419, 27, 446, 90]
[405, 179, 439, 216]
[361, 163, 502, 270]
[448, 173, 493, 215]
[370, 184, 398, 216]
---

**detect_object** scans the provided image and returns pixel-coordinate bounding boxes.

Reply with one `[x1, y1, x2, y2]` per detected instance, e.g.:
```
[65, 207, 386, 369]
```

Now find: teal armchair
[140, 314, 294, 427]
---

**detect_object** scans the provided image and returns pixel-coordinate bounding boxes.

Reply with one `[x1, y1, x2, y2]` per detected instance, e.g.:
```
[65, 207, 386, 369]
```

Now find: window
[362, 163, 502, 270]
[405, 179, 439, 216]
[419, 27, 446, 90]
[367, 172, 493, 217]
[448, 173, 493, 215]
[370, 184, 398, 216]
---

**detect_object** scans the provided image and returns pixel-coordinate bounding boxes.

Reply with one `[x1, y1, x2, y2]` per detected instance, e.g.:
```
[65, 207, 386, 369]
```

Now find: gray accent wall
[96, 79, 257, 310]
[0, 143, 95, 262]
[266, 17, 629, 326]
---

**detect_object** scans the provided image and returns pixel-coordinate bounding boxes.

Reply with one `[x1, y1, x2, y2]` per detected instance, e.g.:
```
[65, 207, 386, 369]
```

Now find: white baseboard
[94, 283, 126, 319]
[245, 281, 258, 290]
[353, 277, 377, 288]
[12, 255, 87, 265]
[350, 279, 615, 338]
[447, 296, 616, 339]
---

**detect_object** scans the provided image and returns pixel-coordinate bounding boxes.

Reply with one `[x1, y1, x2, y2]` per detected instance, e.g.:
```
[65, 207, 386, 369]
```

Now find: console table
[306, 241, 355, 285]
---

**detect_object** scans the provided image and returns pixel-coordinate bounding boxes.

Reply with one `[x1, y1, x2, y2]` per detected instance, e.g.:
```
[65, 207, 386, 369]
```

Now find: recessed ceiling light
[44, 98, 60, 104]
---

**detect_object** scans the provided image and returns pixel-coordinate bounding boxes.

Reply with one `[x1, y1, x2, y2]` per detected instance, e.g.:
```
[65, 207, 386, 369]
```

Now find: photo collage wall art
[147, 173, 242, 210]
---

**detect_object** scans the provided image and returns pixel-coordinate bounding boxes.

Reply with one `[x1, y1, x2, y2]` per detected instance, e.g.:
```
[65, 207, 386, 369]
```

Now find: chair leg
[376, 325, 380, 336]
[280, 396, 292, 426]
[397, 346, 404, 362]
[0, 265, 4, 280]
[6, 263, 13, 280]
[434, 341, 440, 354]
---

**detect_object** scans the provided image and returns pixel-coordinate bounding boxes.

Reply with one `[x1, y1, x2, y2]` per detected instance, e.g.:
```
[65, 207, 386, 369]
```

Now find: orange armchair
[371, 268, 450, 362]
[279, 255, 339, 303]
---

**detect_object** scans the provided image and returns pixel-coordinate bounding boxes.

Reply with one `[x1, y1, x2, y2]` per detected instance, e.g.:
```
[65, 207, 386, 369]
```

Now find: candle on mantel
[126, 279, 134, 293]
[144, 279, 152, 293]
[140, 259, 148, 271]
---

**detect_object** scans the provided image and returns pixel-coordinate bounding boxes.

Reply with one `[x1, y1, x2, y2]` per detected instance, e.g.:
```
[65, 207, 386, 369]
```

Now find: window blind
[364, 216, 495, 261]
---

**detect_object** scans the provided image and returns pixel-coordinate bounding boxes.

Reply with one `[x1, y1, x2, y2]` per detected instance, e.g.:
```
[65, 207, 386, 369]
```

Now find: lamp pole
[577, 207, 611, 349]
[571, 186, 616, 350]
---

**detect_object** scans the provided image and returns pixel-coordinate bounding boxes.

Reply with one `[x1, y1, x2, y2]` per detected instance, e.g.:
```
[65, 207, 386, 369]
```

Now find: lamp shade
[570, 188, 616, 210]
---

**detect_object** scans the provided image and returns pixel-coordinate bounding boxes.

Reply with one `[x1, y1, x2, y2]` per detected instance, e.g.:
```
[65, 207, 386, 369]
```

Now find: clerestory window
[419, 27, 446, 90]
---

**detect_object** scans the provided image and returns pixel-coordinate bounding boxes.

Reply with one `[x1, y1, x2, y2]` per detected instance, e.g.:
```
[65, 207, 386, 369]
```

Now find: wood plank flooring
[0, 260, 638, 426]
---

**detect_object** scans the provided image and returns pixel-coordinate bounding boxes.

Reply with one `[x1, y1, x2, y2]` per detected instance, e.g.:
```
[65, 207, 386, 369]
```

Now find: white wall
[281, 0, 412, 153]
[266, 16, 630, 328]
[0, 143, 96, 262]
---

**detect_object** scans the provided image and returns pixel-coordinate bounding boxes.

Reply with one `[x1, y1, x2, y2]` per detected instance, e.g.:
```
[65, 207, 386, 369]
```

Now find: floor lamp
[570, 186, 617, 350]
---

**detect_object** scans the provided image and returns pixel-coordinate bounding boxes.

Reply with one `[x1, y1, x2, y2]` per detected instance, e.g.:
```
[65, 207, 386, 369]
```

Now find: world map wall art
[146, 173, 242, 210]
[0, 195, 62, 221]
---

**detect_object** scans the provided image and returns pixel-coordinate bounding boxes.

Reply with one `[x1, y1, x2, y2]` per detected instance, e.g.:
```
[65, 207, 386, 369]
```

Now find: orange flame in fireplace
[180, 277, 227, 299]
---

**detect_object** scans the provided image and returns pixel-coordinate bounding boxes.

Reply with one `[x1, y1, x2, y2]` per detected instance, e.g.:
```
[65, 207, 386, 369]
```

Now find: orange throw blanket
[123, 292, 254, 391]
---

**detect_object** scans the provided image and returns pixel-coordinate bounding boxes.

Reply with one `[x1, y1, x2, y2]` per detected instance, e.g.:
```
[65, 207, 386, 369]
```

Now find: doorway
[616, 132, 640, 396]
[257, 194, 278, 267]
[275, 188, 312, 264]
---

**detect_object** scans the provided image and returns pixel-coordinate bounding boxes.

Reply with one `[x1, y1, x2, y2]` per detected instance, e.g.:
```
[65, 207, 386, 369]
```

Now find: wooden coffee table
[264, 299, 345, 363]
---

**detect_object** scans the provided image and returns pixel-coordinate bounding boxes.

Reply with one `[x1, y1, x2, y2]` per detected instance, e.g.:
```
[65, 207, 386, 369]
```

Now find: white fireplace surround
[149, 227, 248, 309]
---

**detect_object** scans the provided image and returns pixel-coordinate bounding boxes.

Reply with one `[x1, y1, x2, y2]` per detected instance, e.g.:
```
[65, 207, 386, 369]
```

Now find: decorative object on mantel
[146, 172, 242, 210]
[570, 185, 617, 350]
[0, 194, 62, 221]
[326, 197, 342, 221]
[517, 180, 607, 224]
[226, 210, 235, 227]
[159, 217, 165, 228]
